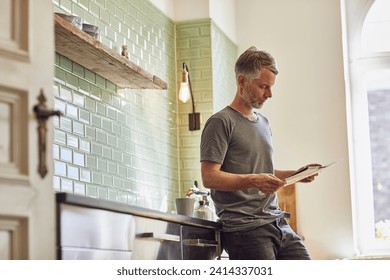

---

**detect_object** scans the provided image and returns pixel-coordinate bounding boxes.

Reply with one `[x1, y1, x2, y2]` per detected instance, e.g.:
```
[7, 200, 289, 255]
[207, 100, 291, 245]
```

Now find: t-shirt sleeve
[200, 117, 230, 164]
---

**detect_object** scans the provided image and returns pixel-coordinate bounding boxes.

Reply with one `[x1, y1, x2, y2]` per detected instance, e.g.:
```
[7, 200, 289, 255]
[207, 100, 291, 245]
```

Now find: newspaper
[283, 160, 340, 186]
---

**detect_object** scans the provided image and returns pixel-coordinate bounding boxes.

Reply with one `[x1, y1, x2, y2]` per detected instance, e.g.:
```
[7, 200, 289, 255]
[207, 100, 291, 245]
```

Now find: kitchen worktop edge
[56, 192, 220, 230]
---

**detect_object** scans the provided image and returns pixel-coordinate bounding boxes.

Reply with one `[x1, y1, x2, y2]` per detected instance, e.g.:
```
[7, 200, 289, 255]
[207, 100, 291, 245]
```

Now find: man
[200, 46, 317, 260]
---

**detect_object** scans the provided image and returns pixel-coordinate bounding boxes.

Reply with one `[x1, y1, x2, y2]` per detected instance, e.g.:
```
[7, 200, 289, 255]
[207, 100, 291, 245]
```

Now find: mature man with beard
[200, 46, 317, 260]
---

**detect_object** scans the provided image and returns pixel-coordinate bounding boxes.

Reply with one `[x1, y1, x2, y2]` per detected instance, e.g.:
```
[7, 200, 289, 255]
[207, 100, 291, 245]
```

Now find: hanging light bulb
[179, 68, 190, 103]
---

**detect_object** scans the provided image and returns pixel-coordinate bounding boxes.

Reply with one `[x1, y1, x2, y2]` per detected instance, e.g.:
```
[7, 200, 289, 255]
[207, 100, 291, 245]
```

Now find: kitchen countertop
[56, 192, 220, 230]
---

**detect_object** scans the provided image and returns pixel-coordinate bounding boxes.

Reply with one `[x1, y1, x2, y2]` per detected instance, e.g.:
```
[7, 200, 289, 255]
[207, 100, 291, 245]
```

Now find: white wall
[236, 0, 355, 259]
[148, 0, 176, 19]
[149, 0, 210, 21]
[149, 0, 237, 43]
[209, 0, 237, 43]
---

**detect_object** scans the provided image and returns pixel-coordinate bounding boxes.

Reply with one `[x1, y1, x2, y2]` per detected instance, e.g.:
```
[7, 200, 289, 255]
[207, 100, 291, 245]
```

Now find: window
[366, 69, 390, 240]
[361, 1, 390, 54]
[343, 0, 390, 256]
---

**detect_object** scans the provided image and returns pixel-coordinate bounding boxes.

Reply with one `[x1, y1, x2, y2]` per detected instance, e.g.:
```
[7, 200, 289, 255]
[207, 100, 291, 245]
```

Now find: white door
[0, 0, 55, 259]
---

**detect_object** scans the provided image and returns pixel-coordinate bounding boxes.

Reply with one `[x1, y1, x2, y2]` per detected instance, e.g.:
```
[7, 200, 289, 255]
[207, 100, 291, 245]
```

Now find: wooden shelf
[54, 14, 167, 90]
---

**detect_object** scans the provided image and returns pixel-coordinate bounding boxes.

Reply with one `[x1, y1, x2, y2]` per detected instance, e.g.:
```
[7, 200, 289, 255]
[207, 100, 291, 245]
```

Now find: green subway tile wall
[53, 0, 178, 211]
[176, 19, 237, 195]
[52, 0, 237, 211]
[211, 22, 237, 113]
[176, 20, 213, 195]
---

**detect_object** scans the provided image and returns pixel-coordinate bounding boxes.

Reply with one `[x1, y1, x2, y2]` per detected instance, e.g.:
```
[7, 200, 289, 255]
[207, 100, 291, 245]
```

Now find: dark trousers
[222, 218, 311, 260]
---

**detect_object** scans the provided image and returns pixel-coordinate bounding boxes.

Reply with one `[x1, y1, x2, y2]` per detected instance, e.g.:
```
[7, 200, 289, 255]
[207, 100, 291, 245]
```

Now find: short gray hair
[235, 46, 278, 80]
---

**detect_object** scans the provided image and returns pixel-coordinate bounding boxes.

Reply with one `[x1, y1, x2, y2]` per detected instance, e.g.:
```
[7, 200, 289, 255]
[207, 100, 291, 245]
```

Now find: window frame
[343, 0, 390, 256]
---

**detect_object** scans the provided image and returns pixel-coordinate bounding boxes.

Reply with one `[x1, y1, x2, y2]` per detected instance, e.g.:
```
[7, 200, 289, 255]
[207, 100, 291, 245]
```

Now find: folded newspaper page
[283, 160, 340, 186]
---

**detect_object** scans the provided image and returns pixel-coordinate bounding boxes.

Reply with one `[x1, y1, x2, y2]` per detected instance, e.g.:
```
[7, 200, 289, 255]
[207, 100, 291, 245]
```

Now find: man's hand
[250, 173, 285, 194]
[297, 163, 322, 183]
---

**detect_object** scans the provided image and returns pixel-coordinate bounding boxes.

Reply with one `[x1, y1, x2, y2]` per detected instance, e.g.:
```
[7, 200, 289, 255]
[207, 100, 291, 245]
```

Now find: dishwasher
[58, 203, 135, 260]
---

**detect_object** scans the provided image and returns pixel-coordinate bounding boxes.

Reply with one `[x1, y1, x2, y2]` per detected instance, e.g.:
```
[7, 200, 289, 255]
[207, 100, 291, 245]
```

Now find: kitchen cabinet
[133, 216, 219, 260]
[54, 14, 167, 90]
[58, 203, 134, 259]
[56, 193, 221, 260]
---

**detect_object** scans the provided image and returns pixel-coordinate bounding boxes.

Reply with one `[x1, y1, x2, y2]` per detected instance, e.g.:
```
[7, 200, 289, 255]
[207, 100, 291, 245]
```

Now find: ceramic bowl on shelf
[82, 23, 99, 39]
[55, 13, 82, 30]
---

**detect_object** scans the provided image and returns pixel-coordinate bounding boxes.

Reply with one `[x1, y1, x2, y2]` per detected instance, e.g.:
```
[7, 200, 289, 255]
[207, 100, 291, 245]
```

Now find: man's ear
[237, 75, 247, 87]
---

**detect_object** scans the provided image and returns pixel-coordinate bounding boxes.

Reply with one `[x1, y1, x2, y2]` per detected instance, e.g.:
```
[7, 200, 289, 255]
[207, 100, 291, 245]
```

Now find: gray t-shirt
[200, 106, 284, 232]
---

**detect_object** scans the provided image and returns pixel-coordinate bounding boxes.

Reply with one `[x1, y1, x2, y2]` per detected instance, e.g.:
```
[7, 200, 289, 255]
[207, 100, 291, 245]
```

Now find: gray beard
[241, 90, 263, 109]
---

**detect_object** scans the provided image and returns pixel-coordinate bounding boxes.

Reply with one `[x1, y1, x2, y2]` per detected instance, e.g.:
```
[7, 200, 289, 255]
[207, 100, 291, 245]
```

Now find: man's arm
[201, 160, 285, 194]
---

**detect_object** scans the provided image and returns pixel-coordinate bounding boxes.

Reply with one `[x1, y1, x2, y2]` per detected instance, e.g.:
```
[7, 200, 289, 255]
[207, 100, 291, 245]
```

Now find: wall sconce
[179, 62, 200, 131]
